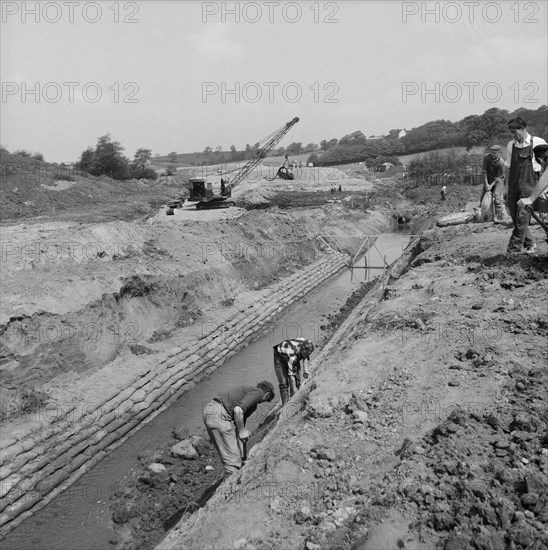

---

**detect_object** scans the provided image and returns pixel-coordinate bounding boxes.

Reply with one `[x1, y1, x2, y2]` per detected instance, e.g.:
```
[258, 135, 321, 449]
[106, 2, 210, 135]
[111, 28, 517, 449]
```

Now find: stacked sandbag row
[0, 250, 347, 536]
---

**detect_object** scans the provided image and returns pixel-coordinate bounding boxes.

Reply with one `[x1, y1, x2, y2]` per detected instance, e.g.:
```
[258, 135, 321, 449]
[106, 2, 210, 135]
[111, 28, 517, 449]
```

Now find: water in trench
[3, 228, 413, 550]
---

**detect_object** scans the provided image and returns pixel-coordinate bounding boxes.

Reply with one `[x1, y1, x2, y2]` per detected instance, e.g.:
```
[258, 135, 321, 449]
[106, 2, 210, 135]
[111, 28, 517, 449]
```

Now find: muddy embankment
[0, 205, 391, 536]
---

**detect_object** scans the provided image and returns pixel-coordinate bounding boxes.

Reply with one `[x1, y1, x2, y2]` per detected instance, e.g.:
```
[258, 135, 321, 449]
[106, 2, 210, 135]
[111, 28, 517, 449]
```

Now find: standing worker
[440, 185, 447, 201]
[504, 117, 547, 254]
[273, 338, 315, 405]
[203, 381, 275, 477]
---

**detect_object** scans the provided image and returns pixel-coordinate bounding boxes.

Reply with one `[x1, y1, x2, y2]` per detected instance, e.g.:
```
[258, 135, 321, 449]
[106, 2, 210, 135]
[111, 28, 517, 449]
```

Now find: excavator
[167, 117, 299, 213]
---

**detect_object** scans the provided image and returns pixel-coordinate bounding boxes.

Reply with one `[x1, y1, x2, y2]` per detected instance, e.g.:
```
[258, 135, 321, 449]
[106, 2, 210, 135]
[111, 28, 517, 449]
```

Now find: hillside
[148, 107, 547, 174]
[0, 149, 181, 222]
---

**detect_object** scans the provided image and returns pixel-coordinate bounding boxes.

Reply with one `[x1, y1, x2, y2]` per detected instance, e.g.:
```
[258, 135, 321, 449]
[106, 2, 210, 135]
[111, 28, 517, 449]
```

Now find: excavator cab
[189, 176, 235, 209]
[189, 178, 206, 201]
[189, 176, 230, 201]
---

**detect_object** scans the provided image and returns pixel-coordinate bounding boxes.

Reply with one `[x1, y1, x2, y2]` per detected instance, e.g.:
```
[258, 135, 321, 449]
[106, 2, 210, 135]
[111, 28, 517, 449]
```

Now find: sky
[1, 0, 547, 162]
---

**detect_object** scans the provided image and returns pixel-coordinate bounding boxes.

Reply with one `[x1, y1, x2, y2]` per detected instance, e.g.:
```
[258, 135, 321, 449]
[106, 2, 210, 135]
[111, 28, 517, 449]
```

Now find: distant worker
[338, 184, 342, 193]
[504, 117, 548, 254]
[481, 145, 508, 223]
[203, 381, 275, 477]
[273, 338, 315, 405]
[441, 185, 447, 201]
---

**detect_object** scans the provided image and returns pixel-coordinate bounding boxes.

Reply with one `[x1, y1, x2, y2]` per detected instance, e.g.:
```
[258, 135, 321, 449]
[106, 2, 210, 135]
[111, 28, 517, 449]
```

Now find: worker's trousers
[273, 349, 300, 404]
[507, 197, 534, 252]
[481, 179, 509, 223]
[202, 401, 242, 476]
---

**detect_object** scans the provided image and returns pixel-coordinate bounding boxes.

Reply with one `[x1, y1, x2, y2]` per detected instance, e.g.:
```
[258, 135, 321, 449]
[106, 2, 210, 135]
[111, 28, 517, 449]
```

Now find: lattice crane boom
[228, 116, 299, 190]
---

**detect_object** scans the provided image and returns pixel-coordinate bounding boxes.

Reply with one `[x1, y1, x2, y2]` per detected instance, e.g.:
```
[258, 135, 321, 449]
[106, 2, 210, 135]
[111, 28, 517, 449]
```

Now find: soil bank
[0, 187, 392, 536]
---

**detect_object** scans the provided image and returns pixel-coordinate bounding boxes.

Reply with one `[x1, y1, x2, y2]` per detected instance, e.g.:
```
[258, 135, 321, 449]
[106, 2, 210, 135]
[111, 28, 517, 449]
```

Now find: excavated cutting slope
[0, 205, 390, 535]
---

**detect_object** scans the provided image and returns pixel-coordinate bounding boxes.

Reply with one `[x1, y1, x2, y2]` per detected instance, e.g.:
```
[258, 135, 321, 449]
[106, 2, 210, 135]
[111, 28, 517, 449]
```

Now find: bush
[140, 168, 158, 180]
[32, 152, 44, 161]
[78, 135, 130, 180]
[55, 173, 75, 182]
[405, 150, 482, 186]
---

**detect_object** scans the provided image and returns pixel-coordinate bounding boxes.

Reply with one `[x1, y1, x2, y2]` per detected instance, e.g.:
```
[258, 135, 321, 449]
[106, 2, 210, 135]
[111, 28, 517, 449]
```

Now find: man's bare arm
[233, 406, 246, 434]
[518, 170, 548, 206]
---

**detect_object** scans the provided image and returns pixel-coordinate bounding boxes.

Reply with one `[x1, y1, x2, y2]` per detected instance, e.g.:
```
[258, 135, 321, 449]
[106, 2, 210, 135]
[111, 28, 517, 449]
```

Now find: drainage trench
[3, 228, 414, 550]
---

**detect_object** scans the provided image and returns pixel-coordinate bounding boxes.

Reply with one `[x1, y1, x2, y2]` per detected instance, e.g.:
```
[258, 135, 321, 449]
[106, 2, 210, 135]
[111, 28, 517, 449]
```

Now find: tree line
[172, 106, 547, 169]
[314, 106, 547, 167]
[76, 106, 546, 179]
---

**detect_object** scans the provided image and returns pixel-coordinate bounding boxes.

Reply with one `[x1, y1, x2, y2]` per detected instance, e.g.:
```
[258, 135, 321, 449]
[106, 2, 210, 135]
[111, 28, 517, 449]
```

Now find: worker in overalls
[504, 117, 547, 254]
[273, 338, 315, 405]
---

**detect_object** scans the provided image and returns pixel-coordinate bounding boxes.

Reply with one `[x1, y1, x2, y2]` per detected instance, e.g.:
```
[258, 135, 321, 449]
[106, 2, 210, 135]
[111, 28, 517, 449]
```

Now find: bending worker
[481, 144, 507, 223]
[203, 381, 275, 477]
[273, 338, 315, 405]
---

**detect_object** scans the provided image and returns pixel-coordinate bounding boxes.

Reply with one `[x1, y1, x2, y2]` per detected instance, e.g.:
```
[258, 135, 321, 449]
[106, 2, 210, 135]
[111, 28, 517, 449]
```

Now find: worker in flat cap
[481, 144, 508, 223]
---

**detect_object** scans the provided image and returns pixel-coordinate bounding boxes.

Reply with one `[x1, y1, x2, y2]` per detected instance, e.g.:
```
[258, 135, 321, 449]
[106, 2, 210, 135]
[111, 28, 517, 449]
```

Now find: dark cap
[301, 340, 315, 357]
[257, 380, 275, 401]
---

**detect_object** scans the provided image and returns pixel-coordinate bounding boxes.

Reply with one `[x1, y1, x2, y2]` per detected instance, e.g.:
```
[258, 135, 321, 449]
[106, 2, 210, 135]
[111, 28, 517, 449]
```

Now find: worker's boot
[279, 385, 289, 405]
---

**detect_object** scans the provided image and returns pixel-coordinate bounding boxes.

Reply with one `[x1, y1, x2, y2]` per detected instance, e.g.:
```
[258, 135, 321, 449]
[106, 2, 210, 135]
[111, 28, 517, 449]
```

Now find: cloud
[191, 24, 244, 61]
[414, 52, 451, 73]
